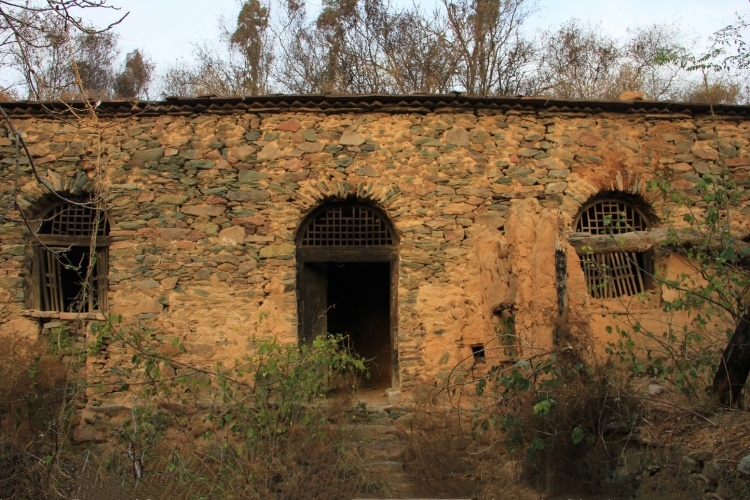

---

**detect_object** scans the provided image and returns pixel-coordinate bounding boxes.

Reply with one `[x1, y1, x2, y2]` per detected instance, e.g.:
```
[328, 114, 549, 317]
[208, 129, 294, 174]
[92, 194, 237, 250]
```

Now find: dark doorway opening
[328, 262, 391, 387]
[296, 201, 399, 390]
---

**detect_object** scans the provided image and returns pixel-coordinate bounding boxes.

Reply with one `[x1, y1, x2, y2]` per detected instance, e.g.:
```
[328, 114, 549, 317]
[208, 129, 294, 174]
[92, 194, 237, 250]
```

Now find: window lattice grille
[34, 201, 109, 312]
[575, 198, 651, 299]
[40, 203, 108, 236]
[301, 204, 394, 246]
[576, 199, 649, 235]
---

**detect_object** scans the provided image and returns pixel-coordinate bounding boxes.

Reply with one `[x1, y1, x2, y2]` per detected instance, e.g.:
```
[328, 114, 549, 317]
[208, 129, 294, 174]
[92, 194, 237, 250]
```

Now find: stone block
[257, 143, 283, 160]
[692, 143, 720, 160]
[339, 130, 366, 146]
[227, 189, 271, 202]
[218, 226, 246, 245]
[129, 147, 164, 164]
[182, 205, 225, 217]
[228, 144, 256, 161]
[259, 243, 295, 259]
[443, 127, 470, 146]
[153, 228, 191, 240]
[155, 194, 187, 204]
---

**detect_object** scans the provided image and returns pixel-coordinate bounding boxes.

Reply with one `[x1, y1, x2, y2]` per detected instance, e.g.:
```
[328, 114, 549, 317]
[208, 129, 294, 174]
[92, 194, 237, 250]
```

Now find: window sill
[22, 310, 106, 321]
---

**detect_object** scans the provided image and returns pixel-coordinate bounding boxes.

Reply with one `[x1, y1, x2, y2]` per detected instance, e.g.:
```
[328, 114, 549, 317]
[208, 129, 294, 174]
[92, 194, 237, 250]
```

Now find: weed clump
[0, 331, 75, 499]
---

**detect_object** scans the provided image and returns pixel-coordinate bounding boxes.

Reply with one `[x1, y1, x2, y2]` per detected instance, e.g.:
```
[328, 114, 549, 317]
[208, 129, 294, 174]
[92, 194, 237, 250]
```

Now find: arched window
[298, 203, 396, 248]
[574, 196, 653, 299]
[33, 200, 110, 312]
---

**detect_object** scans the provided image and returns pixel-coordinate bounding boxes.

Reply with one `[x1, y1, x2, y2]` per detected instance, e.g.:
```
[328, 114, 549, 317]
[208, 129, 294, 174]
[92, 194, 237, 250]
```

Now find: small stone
[238, 170, 269, 183]
[671, 162, 693, 172]
[544, 182, 567, 194]
[648, 384, 665, 396]
[277, 119, 300, 132]
[154, 228, 190, 240]
[692, 143, 720, 161]
[683, 456, 701, 473]
[547, 169, 569, 178]
[301, 129, 317, 141]
[694, 161, 717, 175]
[518, 148, 540, 158]
[470, 130, 490, 144]
[228, 144, 256, 161]
[690, 451, 714, 463]
[218, 226, 245, 245]
[443, 127, 470, 146]
[726, 157, 750, 167]
[182, 205, 225, 217]
[298, 141, 324, 153]
[704, 461, 725, 482]
[619, 140, 640, 152]
[186, 160, 215, 170]
[161, 277, 179, 290]
[339, 130, 366, 146]
[227, 190, 271, 202]
[412, 137, 441, 147]
[335, 156, 353, 167]
[736, 455, 750, 476]
[132, 279, 160, 290]
[238, 260, 258, 274]
[356, 165, 380, 177]
[257, 144, 284, 160]
[578, 132, 601, 147]
[716, 481, 732, 499]
[129, 147, 164, 164]
[213, 253, 239, 264]
[155, 194, 187, 204]
[259, 243, 295, 259]
[194, 268, 212, 280]
[524, 132, 544, 141]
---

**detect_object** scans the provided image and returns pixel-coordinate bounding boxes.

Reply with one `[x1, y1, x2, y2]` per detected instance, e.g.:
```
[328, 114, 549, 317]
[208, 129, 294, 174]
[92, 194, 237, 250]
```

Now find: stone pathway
[344, 391, 417, 498]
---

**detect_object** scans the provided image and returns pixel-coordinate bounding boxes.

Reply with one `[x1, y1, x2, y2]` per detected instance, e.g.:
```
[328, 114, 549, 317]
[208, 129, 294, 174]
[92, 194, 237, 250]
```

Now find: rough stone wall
[1, 104, 749, 424]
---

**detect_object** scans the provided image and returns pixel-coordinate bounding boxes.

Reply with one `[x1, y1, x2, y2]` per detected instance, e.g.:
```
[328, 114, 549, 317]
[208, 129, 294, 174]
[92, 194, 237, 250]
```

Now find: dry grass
[0, 332, 73, 499]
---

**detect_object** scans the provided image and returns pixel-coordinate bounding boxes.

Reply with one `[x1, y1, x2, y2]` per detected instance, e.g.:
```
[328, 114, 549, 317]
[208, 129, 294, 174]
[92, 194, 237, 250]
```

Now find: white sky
[87, 0, 749, 92]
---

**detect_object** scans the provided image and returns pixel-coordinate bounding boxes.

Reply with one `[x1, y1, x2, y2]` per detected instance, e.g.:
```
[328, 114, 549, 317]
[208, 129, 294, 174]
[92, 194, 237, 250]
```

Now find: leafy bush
[89, 315, 374, 498]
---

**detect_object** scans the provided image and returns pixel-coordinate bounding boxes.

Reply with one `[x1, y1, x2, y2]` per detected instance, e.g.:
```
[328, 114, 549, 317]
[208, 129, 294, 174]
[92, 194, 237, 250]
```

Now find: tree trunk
[712, 310, 750, 407]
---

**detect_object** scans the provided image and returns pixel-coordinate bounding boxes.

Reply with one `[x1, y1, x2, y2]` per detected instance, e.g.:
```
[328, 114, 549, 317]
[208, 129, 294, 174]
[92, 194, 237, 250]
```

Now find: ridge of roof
[1, 93, 748, 119]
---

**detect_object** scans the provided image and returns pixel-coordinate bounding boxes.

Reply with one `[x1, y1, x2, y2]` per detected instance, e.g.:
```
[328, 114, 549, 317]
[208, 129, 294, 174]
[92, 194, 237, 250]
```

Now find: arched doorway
[296, 201, 398, 388]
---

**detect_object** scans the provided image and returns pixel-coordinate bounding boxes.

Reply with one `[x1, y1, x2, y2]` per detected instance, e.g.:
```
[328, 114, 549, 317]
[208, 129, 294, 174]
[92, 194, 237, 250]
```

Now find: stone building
[1, 95, 749, 428]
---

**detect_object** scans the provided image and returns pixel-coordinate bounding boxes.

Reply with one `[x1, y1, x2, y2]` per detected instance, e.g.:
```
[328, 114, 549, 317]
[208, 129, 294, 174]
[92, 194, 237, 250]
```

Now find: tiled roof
[0, 94, 749, 118]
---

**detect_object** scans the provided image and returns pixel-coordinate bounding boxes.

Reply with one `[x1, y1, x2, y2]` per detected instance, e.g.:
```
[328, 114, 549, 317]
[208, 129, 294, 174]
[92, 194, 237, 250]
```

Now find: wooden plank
[568, 227, 750, 256]
[297, 247, 397, 262]
[36, 235, 111, 247]
[297, 262, 328, 344]
[44, 249, 63, 311]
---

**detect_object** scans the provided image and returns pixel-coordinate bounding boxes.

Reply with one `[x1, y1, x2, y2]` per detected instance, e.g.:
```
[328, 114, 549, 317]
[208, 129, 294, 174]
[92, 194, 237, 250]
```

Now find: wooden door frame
[295, 201, 399, 388]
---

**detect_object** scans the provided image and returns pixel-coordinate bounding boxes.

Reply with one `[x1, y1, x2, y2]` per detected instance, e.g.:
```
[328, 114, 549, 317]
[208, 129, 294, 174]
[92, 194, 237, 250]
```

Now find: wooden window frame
[31, 201, 110, 313]
[574, 197, 653, 299]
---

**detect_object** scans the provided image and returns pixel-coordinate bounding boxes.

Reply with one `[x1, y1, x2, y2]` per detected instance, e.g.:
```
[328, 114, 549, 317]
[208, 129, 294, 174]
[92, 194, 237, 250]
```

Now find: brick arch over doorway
[296, 200, 399, 389]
